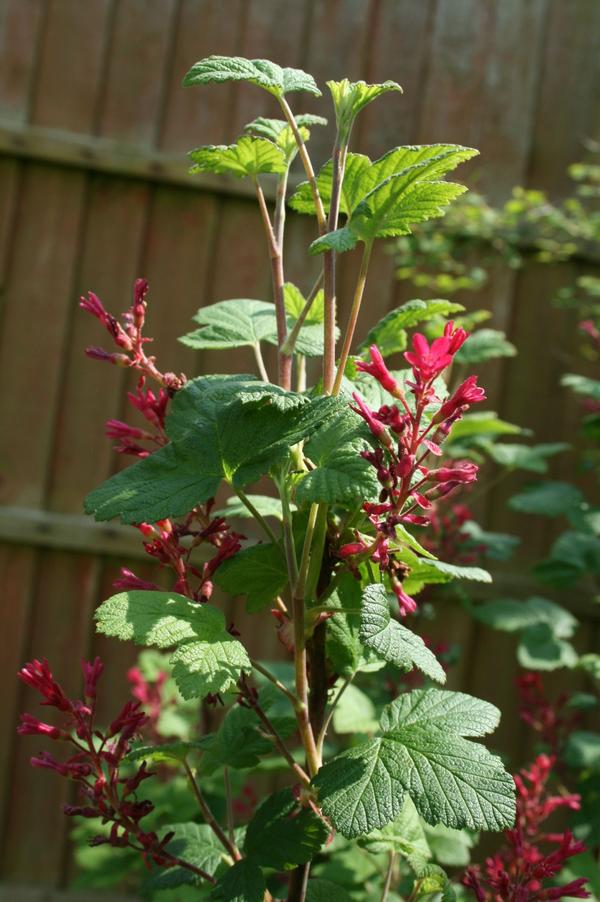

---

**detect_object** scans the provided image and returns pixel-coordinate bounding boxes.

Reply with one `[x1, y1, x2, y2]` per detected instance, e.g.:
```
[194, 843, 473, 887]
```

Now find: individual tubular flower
[356, 345, 400, 394]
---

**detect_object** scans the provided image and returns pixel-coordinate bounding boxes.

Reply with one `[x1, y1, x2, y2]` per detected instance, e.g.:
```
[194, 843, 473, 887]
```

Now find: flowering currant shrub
[17, 58, 532, 901]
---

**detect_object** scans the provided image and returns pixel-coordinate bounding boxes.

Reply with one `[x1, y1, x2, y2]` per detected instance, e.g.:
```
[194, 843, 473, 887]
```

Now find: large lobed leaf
[86, 378, 339, 523]
[96, 590, 251, 700]
[314, 688, 515, 839]
[359, 585, 446, 684]
[189, 136, 286, 179]
[183, 55, 321, 97]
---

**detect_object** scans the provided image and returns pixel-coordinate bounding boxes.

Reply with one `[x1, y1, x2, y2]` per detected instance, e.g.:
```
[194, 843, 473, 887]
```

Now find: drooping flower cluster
[341, 325, 486, 614]
[421, 503, 488, 565]
[463, 754, 589, 901]
[17, 658, 213, 882]
[81, 280, 243, 603]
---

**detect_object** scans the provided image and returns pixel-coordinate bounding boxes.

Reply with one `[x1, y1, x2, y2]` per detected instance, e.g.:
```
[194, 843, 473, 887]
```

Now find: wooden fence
[0, 0, 599, 891]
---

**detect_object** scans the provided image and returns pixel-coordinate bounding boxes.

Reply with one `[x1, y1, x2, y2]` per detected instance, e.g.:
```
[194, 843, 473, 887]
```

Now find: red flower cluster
[422, 503, 488, 565]
[517, 674, 575, 756]
[127, 665, 168, 738]
[341, 325, 486, 614]
[17, 658, 201, 873]
[463, 754, 589, 901]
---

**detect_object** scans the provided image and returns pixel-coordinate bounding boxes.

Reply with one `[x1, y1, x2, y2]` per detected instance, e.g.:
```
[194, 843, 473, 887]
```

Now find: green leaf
[183, 55, 321, 98]
[447, 412, 524, 442]
[211, 858, 266, 902]
[86, 380, 339, 524]
[380, 689, 500, 737]
[358, 299, 465, 357]
[127, 738, 213, 765]
[508, 480, 584, 517]
[95, 591, 251, 700]
[245, 115, 327, 162]
[423, 824, 476, 867]
[327, 79, 402, 138]
[297, 408, 379, 505]
[517, 623, 578, 671]
[147, 823, 227, 890]
[485, 442, 569, 474]
[214, 493, 284, 522]
[460, 521, 520, 561]
[359, 797, 431, 860]
[199, 702, 295, 772]
[564, 731, 600, 770]
[313, 737, 407, 839]
[562, 372, 600, 401]
[291, 145, 478, 218]
[326, 574, 364, 677]
[333, 683, 379, 734]
[284, 281, 324, 324]
[359, 585, 446, 683]
[244, 788, 328, 869]
[471, 597, 577, 639]
[404, 560, 492, 593]
[305, 880, 354, 902]
[214, 542, 288, 613]
[315, 688, 514, 838]
[534, 530, 600, 586]
[453, 328, 516, 364]
[311, 180, 468, 254]
[189, 136, 286, 179]
[180, 299, 276, 350]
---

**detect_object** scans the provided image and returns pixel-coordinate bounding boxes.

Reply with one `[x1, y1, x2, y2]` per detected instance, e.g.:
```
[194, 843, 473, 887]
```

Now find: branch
[234, 489, 279, 545]
[183, 758, 241, 861]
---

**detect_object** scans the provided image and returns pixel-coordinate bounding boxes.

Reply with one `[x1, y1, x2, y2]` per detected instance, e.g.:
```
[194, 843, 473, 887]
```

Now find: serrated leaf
[358, 299, 465, 357]
[181, 299, 276, 350]
[305, 880, 354, 902]
[326, 574, 363, 677]
[333, 683, 379, 734]
[535, 530, 600, 586]
[360, 585, 446, 683]
[146, 823, 227, 890]
[183, 55, 321, 97]
[447, 412, 524, 442]
[517, 623, 578, 671]
[127, 738, 213, 765]
[315, 689, 515, 838]
[86, 380, 339, 524]
[297, 408, 379, 505]
[328, 78, 402, 138]
[214, 493, 284, 522]
[189, 136, 286, 179]
[95, 591, 251, 700]
[562, 373, 600, 401]
[460, 521, 520, 561]
[245, 114, 326, 162]
[453, 328, 516, 364]
[423, 823, 475, 867]
[311, 180, 468, 254]
[199, 701, 295, 772]
[244, 788, 328, 869]
[211, 858, 266, 902]
[484, 442, 569, 473]
[379, 689, 500, 737]
[359, 796, 431, 859]
[471, 597, 577, 639]
[508, 480, 584, 517]
[214, 542, 287, 612]
[406, 560, 492, 587]
[313, 737, 407, 839]
[291, 145, 478, 218]
[284, 282, 324, 324]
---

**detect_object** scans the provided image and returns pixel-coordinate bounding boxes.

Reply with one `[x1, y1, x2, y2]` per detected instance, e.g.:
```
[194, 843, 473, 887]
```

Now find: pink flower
[113, 568, 160, 592]
[443, 320, 469, 353]
[17, 713, 65, 739]
[437, 375, 486, 422]
[430, 462, 479, 485]
[391, 581, 417, 616]
[351, 393, 392, 446]
[404, 333, 454, 381]
[81, 657, 104, 700]
[18, 660, 72, 712]
[356, 345, 399, 394]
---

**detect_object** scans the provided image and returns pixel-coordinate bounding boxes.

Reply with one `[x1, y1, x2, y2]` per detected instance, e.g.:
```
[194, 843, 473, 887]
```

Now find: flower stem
[249, 693, 311, 787]
[234, 489, 279, 545]
[280, 272, 323, 356]
[381, 852, 397, 901]
[253, 342, 270, 382]
[332, 238, 373, 396]
[278, 96, 326, 233]
[253, 177, 292, 389]
[183, 758, 241, 861]
[316, 672, 355, 757]
[322, 140, 347, 393]
[250, 658, 299, 709]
